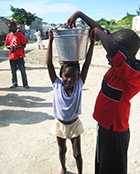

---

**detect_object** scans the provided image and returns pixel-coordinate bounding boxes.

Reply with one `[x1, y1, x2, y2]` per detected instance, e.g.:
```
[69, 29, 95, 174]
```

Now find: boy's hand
[48, 30, 54, 42]
[10, 45, 17, 52]
[67, 11, 81, 28]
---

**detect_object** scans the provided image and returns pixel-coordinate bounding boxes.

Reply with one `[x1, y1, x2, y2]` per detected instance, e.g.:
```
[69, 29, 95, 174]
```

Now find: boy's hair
[8, 21, 17, 27]
[60, 62, 80, 77]
[111, 29, 140, 57]
[8, 21, 17, 32]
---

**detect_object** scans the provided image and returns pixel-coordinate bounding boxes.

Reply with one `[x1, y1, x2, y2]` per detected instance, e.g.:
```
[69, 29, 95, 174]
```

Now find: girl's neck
[64, 87, 74, 96]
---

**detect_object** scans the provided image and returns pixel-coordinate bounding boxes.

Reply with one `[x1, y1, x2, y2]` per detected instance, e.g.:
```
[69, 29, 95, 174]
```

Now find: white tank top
[52, 77, 83, 121]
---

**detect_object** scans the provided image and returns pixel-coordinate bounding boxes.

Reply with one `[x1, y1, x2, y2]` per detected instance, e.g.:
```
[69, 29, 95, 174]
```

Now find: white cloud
[20, 2, 78, 14]
[44, 3, 78, 13]
[0, 0, 78, 22]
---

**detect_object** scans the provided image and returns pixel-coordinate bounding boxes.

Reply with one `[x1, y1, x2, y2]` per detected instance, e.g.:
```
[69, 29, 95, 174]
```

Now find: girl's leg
[71, 135, 83, 174]
[57, 137, 67, 174]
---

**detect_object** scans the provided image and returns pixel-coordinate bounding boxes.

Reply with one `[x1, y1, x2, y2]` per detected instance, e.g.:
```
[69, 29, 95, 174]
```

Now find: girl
[46, 30, 95, 174]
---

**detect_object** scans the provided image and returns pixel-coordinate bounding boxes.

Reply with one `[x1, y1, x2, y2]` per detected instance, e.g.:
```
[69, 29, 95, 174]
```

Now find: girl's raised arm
[46, 30, 57, 83]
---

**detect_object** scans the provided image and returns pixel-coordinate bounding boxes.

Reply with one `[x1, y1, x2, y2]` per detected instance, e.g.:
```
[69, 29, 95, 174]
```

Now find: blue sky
[0, 0, 140, 23]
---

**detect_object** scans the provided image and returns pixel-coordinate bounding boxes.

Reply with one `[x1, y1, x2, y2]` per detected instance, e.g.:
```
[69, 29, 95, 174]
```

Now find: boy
[67, 11, 140, 174]
[46, 30, 95, 174]
[5, 21, 29, 88]
[34, 30, 43, 49]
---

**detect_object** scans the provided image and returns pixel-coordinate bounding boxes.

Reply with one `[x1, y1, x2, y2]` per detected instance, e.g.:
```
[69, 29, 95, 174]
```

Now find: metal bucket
[53, 28, 89, 62]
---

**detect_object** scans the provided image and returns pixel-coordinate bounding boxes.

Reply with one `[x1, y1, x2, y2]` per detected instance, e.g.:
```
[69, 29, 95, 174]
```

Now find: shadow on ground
[0, 93, 52, 108]
[25, 49, 34, 54]
[26, 66, 60, 71]
[0, 109, 53, 127]
[0, 49, 8, 63]
[0, 86, 53, 93]
[0, 66, 60, 72]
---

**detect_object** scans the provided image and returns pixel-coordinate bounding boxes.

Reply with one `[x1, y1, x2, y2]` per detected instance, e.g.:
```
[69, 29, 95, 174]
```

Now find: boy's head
[60, 62, 80, 90]
[9, 21, 17, 33]
[112, 29, 140, 58]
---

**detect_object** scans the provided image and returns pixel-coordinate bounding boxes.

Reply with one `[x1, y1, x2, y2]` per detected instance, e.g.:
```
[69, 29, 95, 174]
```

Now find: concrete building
[0, 17, 10, 34]
[132, 16, 140, 32]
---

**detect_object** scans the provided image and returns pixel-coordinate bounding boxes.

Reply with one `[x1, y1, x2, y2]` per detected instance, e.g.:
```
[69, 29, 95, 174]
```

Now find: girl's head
[112, 29, 140, 58]
[60, 62, 80, 90]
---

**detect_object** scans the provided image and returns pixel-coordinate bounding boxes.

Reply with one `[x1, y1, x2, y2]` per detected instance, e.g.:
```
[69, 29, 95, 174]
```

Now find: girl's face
[61, 66, 79, 91]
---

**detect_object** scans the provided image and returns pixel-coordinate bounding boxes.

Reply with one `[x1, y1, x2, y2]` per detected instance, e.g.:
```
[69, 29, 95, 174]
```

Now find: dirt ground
[0, 42, 140, 174]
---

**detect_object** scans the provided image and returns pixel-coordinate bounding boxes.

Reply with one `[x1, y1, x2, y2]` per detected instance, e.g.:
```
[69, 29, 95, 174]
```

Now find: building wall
[0, 21, 9, 34]
[132, 16, 140, 32]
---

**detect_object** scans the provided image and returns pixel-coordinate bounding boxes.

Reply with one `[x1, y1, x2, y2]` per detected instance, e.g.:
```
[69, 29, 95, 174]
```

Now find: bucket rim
[53, 28, 89, 35]
[53, 28, 89, 32]
[54, 34, 89, 38]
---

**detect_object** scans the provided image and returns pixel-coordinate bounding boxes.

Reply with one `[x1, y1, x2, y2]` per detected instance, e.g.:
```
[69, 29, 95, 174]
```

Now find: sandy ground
[0, 41, 140, 174]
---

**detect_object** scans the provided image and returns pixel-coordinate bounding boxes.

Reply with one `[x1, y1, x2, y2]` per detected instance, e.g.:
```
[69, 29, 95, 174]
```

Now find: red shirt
[93, 51, 140, 132]
[5, 31, 27, 60]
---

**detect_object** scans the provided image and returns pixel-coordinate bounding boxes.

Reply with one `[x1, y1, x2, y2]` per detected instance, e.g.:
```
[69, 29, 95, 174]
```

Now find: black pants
[10, 58, 28, 86]
[95, 125, 130, 174]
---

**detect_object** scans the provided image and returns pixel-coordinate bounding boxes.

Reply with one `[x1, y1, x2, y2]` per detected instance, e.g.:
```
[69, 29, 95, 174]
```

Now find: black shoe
[10, 84, 18, 88]
[23, 85, 30, 89]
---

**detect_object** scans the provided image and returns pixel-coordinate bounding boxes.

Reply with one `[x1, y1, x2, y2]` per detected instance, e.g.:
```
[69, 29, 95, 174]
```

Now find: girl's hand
[48, 30, 54, 42]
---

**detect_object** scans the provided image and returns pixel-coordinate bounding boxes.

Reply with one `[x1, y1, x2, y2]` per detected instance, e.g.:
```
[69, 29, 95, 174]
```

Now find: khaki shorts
[52, 118, 84, 139]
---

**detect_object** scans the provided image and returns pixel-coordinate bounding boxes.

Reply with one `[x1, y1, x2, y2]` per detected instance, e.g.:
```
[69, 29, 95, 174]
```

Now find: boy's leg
[95, 143, 100, 174]
[9, 60, 18, 87]
[57, 137, 67, 174]
[71, 135, 83, 174]
[17, 58, 29, 87]
[95, 125, 130, 174]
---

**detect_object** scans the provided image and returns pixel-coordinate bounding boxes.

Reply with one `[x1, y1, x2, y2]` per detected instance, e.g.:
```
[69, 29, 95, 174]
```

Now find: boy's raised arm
[46, 30, 57, 83]
[94, 28, 119, 58]
[80, 29, 95, 84]
[67, 11, 101, 29]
